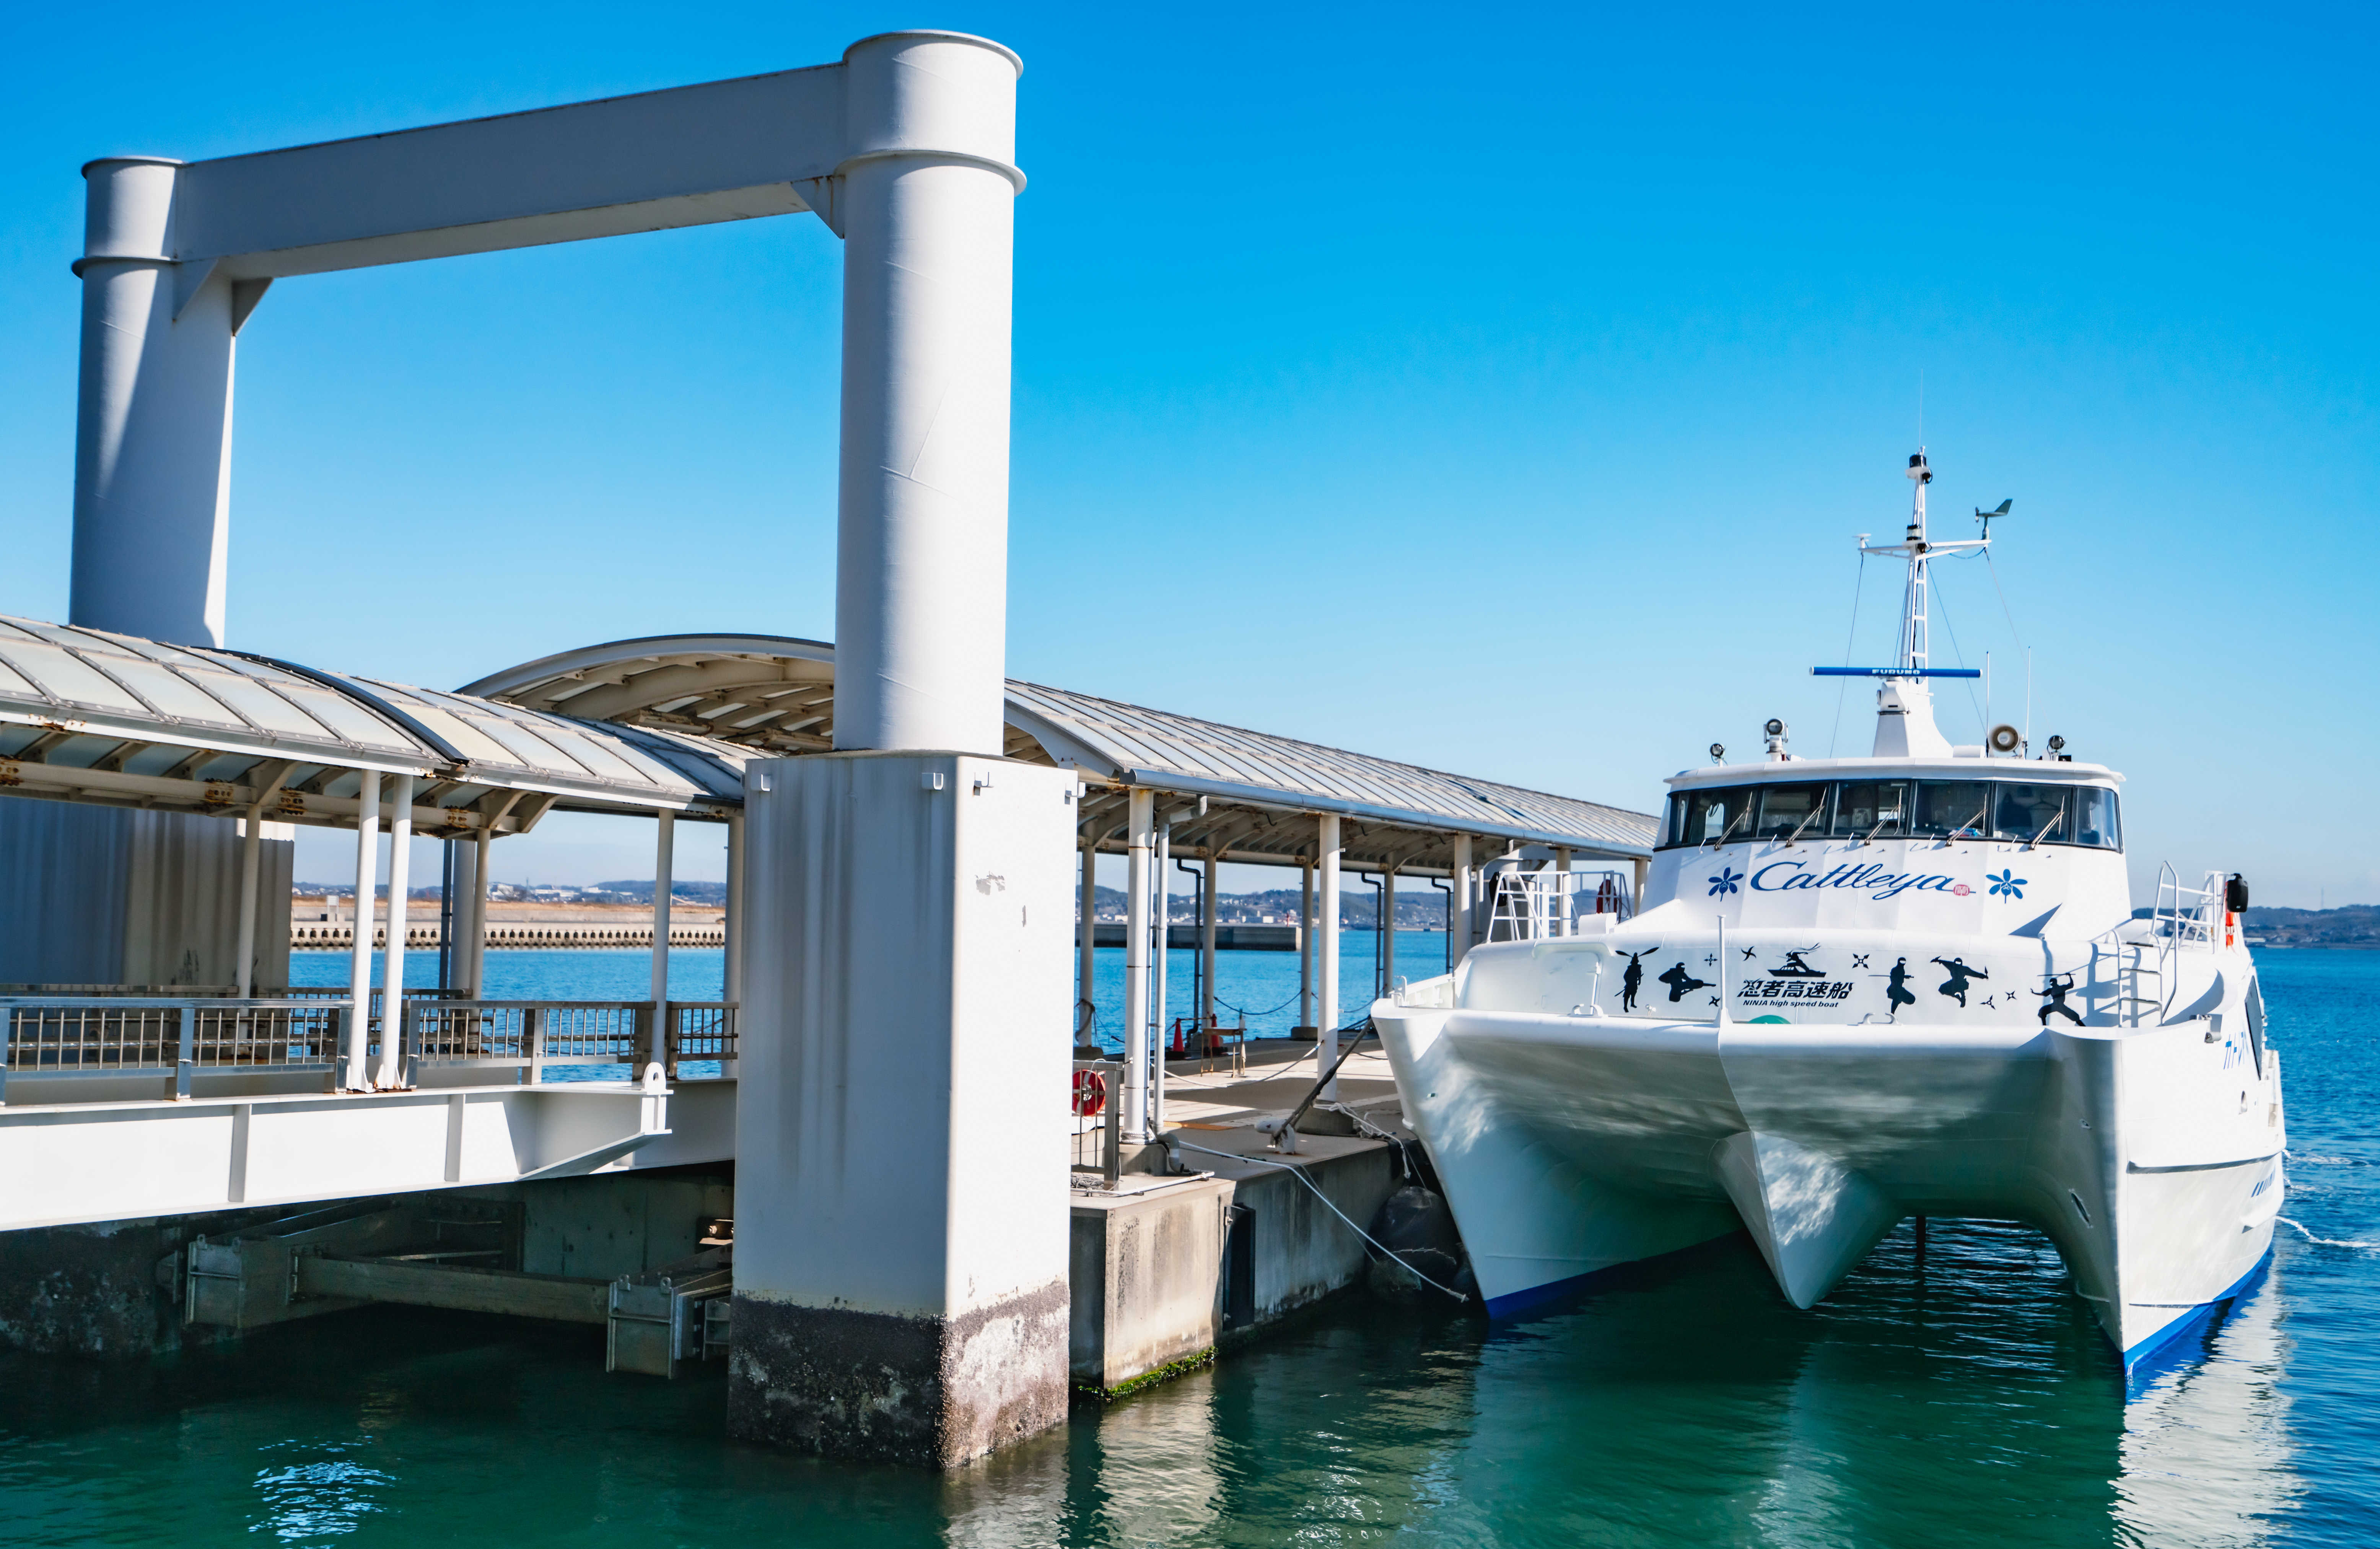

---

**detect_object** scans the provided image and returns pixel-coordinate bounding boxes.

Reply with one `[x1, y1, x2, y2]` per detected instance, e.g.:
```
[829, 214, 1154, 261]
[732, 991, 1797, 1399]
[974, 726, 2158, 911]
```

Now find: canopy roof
[0, 615, 747, 836]
[465, 635, 1656, 869]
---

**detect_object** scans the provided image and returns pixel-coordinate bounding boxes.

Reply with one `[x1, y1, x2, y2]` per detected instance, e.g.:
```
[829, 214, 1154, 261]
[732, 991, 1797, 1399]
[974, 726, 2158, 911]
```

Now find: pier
[0, 29, 1654, 1470]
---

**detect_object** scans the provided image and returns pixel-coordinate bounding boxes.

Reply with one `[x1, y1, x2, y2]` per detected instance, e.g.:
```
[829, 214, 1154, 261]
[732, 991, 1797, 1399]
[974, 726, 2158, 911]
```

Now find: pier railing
[0, 997, 343, 1101]
[1071, 1059, 1122, 1183]
[0, 995, 736, 1103]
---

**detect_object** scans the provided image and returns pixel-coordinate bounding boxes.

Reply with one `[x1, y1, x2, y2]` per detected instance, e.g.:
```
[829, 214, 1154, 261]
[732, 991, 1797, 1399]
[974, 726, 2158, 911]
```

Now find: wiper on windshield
[1705, 805, 1753, 849]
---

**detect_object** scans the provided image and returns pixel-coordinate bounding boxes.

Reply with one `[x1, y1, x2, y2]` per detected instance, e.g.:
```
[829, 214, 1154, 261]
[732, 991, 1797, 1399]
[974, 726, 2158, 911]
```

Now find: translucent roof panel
[460, 634, 1657, 859]
[0, 616, 751, 822]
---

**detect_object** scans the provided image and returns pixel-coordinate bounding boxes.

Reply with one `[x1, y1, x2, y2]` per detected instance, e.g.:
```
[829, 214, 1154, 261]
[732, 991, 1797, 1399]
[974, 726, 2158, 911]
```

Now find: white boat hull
[1375, 979, 2283, 1375]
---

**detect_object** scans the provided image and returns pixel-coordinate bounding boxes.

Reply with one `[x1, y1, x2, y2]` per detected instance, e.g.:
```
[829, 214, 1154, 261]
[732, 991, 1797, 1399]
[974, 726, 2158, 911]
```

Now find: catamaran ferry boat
[1374, 452, 2283, 1381]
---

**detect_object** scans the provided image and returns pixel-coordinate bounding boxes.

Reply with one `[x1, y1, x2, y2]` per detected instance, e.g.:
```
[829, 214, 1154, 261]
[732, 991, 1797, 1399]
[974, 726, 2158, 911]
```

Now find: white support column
[1077, 833, 1097, 1042]
[830, 33, 1025, 758]
[1555, 844, 1573, 937]
[69, 159, 258, 648]
[376, 774, 413, 1089]
[234, 812, 262, 999]
[1200, 853, 1218, 1041]
[1122, 789, 1153, 1139]
[650, 810, 675, 1076]
[468, 828, 492, 996]
[1384, 863, 1400, 994]
[344, 772, 380, 1090]
[1151, 818, 1171, 1131]
[1318, 814, 1341, 1101]
[726, 32, 1064, 1470]
[1633, 855, 1649, 918]
[724, 812, 745, 1006]
[1451, 834, 1474, 969]
[1298, 857, 1315, 1033]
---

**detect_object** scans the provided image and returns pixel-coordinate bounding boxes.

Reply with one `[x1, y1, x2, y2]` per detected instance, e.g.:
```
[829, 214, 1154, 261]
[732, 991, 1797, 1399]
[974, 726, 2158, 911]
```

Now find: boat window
[1911, 781, 1991, 839]
[1830, 781, 1908, 838]
[1753, 783, 1829, 839]
[1670, 786, 1755, 847]
[2072, 787, 2121, 849]
[1991, 784, 2067, 843]
[1662, 778, 2119, 849]
[2243, 976, 2266, 1078]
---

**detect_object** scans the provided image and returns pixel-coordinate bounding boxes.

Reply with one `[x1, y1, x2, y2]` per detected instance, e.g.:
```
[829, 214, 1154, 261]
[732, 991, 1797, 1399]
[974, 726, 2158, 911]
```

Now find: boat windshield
[1663, 778, 2120, 851]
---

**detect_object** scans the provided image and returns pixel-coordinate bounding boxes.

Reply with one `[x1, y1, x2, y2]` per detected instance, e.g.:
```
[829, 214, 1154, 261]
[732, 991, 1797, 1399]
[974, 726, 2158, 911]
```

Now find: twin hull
[1373, 929, 2284, 1373]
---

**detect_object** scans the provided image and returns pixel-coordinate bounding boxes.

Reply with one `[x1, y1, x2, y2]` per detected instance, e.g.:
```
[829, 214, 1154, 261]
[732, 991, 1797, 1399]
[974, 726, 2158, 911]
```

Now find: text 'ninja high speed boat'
[1373, 452, 2282, 1380]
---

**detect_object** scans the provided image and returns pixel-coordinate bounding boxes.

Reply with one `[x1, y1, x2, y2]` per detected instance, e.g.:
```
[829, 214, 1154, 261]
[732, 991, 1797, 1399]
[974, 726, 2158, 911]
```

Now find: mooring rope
[1167, 1137, 1469, 1302]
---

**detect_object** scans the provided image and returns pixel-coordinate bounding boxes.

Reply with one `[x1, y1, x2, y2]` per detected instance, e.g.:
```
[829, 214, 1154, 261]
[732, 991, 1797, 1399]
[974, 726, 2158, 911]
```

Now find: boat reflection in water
[0, 1231, 2308, 1547]
[2116, 1256, 2298, 1546]
[953, 1222, 2299, 1548]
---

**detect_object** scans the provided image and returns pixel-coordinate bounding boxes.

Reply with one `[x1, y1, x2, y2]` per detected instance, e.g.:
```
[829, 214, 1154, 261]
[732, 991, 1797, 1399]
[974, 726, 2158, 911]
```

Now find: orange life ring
[1072, 1069, 1108, 1117]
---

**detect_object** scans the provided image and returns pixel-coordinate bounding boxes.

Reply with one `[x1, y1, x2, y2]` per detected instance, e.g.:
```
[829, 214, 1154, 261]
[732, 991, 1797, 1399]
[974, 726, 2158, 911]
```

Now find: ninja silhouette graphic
[1659, 962, 1712, 1003]
[2038, 973, 2085, 1026]
[1770, 948, 1826, 978]
[1886, 957, 1917, 1015]
[1931, 955, 1989, 1007]
[1621, 950, 1650, 1012]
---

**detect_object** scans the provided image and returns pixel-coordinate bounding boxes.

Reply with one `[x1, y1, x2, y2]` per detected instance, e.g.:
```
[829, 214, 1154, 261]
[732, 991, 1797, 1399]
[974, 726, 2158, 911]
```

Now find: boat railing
[2090, 866, 2224, 1027]
[1484, 868, 1633, 942]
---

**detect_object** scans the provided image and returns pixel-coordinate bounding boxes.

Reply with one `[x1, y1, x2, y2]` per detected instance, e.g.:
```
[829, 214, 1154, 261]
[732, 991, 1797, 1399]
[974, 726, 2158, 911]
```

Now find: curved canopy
[0, 615, 747, 835]
[464, 634, 1657, 867]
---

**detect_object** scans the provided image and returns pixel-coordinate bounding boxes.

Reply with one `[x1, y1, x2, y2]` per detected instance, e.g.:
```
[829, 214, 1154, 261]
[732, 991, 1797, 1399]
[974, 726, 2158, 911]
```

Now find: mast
[1899, 451, 1931, 672]
[1809, 452, 1991, 758]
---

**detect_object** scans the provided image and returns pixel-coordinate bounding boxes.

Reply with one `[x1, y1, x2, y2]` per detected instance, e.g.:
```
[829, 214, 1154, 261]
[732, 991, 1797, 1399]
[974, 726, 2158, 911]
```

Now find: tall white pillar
[234, 812, 263, 999]
[728, 31, 1062, 1470]
[723, 812, 745, 1006]
[467, 828, 492, 997]
[1382, 864, 1397, 995]
[1298, 857, 1314, 1033]
[1555, 845, 1572, 936]
[344, 772, 380, 1090]
[1317, 814, 1341, 1100]
[1151, 818, 1171, 1131]
[1451, 834, 1474, 968]
[830, 32, 1024, 757]
[69, 158, 261, 648]
[1121, 789, 1153, 1138]
[1077, 833, 1097, 1041]
[376, 774, 413, 1089]
[1200, 853, 1217, 1041]
[1633, 855, 1649, 918]
[650, 810, 675, 1073]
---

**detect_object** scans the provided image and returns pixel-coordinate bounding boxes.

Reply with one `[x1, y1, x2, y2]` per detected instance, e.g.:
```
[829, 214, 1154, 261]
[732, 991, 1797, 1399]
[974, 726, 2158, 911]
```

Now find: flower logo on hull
[1986, 869, 2027, 900]
[1708, 868, 1742, 897]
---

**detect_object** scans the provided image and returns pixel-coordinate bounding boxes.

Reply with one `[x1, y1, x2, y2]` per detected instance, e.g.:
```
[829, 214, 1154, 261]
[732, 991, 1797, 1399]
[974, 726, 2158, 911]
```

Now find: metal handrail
[1484, 869, 1633, 942]
[0, 996, 347, 1102]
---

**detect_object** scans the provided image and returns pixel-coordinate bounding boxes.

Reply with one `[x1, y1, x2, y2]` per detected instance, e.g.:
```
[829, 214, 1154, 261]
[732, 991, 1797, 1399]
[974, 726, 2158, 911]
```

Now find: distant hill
[1087, 884, 1446, 929]
[2244, 906, 2380, 949]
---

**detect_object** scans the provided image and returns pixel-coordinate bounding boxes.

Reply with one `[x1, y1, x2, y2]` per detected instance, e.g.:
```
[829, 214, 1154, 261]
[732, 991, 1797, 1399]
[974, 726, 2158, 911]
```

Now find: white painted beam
[168, 67, 844, 278]
[0, 1080, 694, 1233]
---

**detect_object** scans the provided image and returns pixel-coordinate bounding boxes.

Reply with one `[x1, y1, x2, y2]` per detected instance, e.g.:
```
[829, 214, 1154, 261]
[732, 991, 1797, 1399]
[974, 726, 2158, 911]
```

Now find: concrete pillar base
[727, 751, 1076, 1469]
[727, 1284, 1070, 1467]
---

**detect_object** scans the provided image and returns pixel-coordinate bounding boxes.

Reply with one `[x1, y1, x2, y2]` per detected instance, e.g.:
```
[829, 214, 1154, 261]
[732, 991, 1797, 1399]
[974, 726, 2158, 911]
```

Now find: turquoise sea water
[7, 948, 2372, 1545]
[285, 927, 1449, 1045]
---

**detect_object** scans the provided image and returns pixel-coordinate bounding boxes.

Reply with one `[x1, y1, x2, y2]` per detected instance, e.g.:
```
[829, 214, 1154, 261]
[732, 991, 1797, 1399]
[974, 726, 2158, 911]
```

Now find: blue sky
[1, 3, 2371, 904]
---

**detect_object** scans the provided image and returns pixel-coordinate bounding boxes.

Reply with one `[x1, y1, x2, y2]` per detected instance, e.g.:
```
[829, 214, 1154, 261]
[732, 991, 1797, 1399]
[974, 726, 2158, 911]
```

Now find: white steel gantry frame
[68, 31, 1022, 763]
